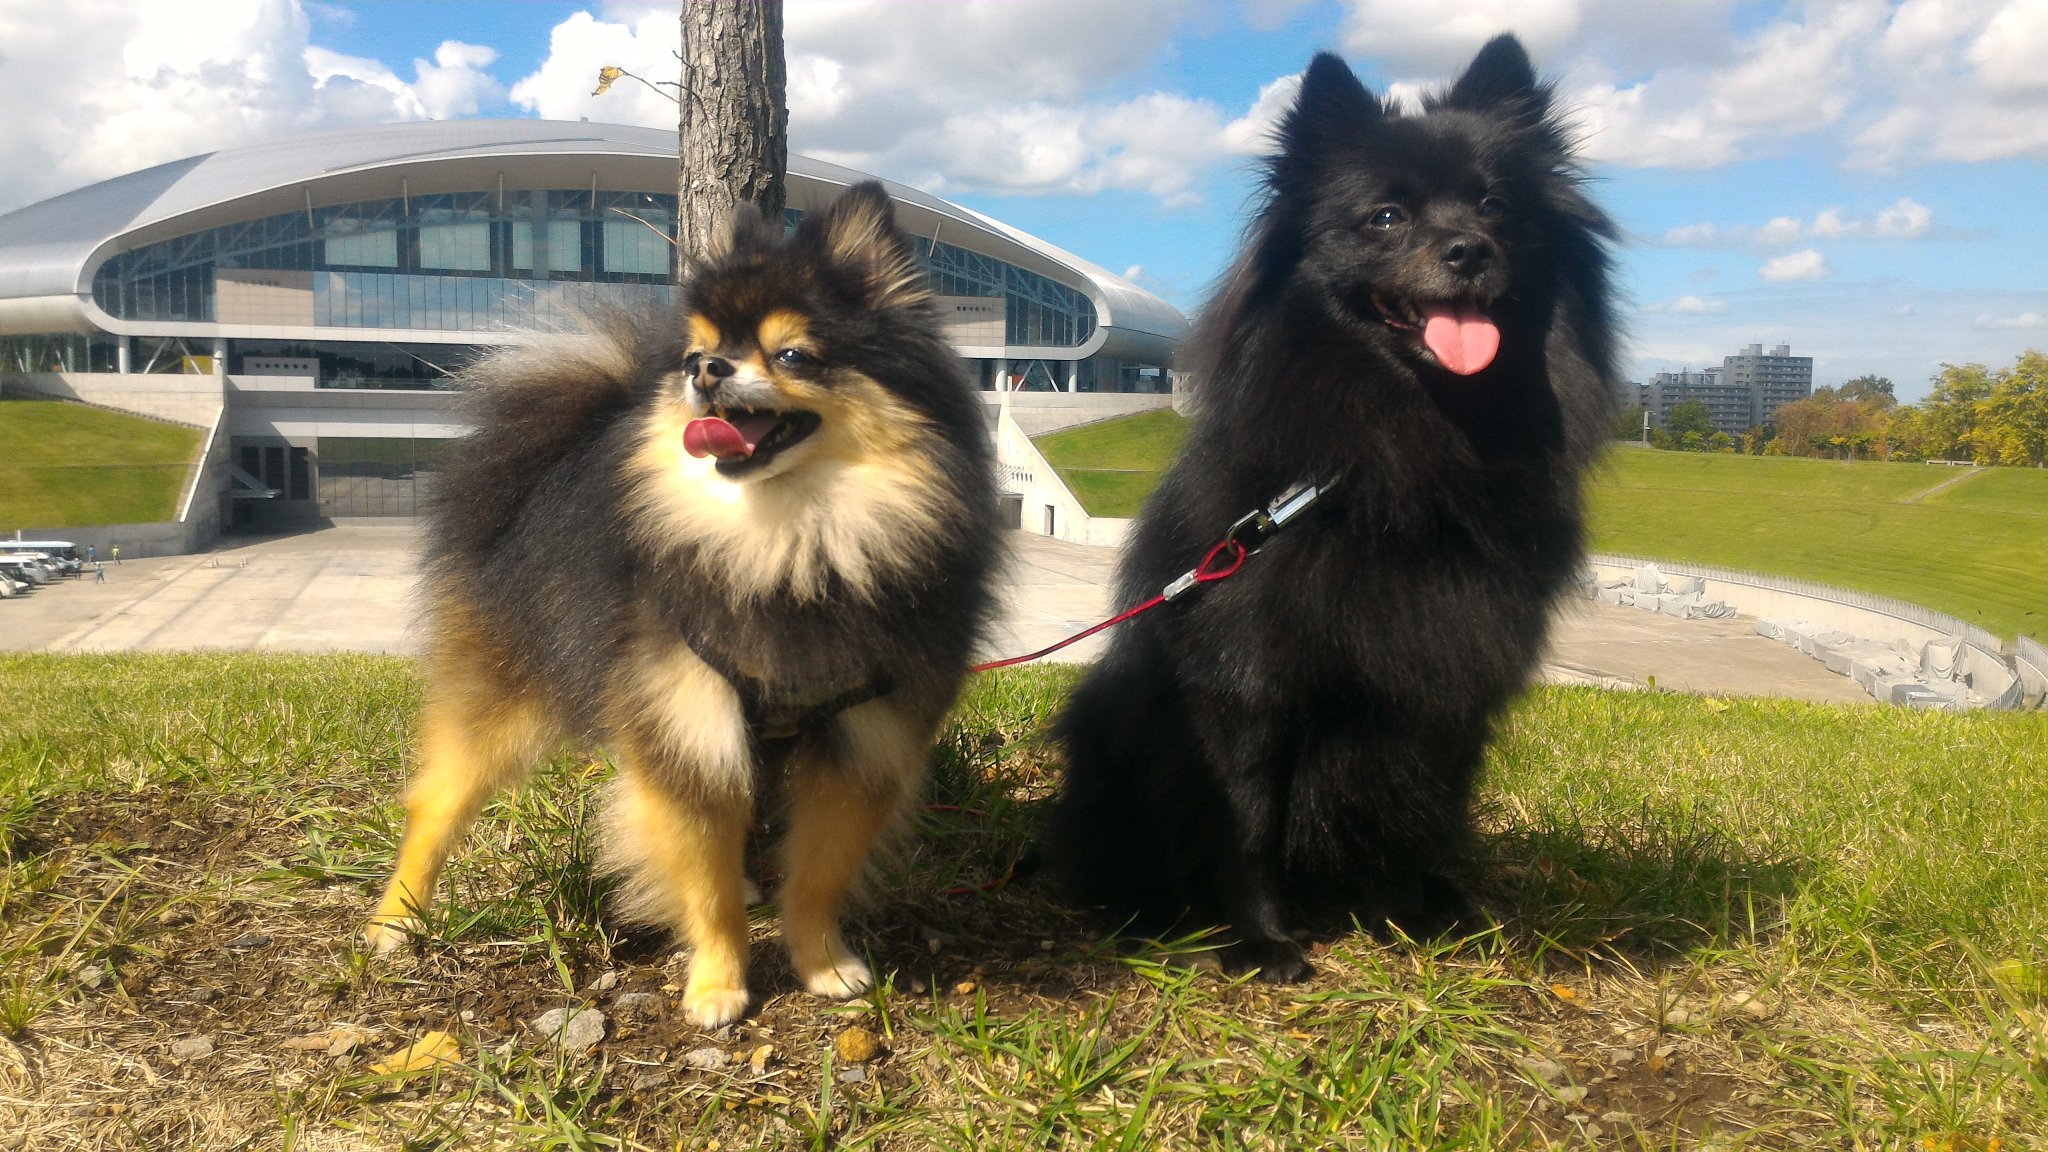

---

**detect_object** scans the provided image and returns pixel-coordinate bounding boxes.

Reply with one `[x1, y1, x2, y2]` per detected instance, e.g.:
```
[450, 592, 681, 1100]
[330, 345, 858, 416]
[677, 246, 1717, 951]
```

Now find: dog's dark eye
[1368, 205, 1408, 229]
[775, 348, 814, 368]
[1477, 195, 1508, 220]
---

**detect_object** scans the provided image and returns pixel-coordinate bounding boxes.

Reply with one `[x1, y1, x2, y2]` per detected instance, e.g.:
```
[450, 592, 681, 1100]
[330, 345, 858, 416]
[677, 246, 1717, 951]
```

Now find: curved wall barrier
[1589, 553, 2025, 710]
[2017, 636, 2048, 710]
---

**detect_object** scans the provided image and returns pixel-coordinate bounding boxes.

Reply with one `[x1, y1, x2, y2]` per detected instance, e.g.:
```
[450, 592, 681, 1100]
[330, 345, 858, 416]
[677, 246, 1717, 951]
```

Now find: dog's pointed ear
[707, 201, 777, 264]
[803, 182, 929, 312]
[1446, 34, 1546, 117]
[1279, 53, 1381, 157]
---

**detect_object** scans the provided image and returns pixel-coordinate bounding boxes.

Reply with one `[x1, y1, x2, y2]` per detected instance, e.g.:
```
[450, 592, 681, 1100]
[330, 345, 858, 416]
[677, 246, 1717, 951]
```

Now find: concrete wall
[4, 370, 222, 428]
[993, 403, 1130, 547]
[1589, 554, 2022, 707]
[9, 520, 209, 560]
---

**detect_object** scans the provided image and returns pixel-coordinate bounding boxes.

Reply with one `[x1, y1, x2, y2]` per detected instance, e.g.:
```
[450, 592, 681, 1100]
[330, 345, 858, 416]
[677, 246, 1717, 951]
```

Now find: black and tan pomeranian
[365, 183, 1000, 1028]
[1045, 36, 1618, 980]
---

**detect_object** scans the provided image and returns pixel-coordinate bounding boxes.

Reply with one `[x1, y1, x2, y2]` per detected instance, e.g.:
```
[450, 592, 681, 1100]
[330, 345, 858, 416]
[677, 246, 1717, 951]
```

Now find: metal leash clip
[1161, 479, 1333, 603]
[1225, 479, 1328, 555]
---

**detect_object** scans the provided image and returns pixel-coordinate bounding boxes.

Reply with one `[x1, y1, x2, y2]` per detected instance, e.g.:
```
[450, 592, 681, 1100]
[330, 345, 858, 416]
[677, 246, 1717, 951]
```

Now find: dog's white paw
[742, 876, 764, 905]
[683, 980, 750, 1030]
[363, 916, 422, 956]
[801, 955, 874, 1001]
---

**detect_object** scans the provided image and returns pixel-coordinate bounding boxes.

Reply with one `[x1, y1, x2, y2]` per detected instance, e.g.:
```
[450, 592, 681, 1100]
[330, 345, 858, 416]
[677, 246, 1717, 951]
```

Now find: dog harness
[684, 637, 894, 740]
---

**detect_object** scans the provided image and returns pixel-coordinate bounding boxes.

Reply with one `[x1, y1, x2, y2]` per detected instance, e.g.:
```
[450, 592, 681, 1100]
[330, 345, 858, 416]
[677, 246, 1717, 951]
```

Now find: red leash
[970, 537, 1248, 673]
[967, 477, 1334, 675]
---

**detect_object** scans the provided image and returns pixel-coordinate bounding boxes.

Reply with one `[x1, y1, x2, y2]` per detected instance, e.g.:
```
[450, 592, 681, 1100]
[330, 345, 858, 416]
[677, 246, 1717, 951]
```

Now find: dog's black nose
[691, 355, 736, 394]
[1439, 234, 1496, 277]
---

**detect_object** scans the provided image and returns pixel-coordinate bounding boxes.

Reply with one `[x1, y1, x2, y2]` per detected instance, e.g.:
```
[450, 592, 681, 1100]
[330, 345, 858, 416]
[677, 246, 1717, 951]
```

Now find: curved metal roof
[0, 119, 1183, 361]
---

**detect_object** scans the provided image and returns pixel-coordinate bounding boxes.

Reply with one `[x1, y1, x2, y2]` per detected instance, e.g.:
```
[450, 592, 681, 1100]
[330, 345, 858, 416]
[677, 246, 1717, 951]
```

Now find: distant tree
[1739, 424, 1771, 455]
[1661, 399, 1717, 451]
[1976, 350, 2048, 466]
[1768, 385, 1892, 460]
[677, 1, 788, 266]
[1614, 404, 1649, 441]
[1918, 361, 1995, 462]
[1839, 374, 1896, 406]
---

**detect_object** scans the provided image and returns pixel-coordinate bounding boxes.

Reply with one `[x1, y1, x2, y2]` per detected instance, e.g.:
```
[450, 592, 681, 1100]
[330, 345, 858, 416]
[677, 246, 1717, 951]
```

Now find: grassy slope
[1031, 411, 2045, 639]
[3, 652, 2045, 1149]
[1031, 408, 1188, 518]
[1587, 450, 2047, 640]
[0, 398, 202, 531]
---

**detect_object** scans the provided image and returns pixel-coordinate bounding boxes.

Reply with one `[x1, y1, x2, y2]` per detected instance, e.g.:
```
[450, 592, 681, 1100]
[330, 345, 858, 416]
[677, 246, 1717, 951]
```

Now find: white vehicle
[0, 555, 55, 586]
[0, 540, 81, 574]
[0, 572, 19, 597]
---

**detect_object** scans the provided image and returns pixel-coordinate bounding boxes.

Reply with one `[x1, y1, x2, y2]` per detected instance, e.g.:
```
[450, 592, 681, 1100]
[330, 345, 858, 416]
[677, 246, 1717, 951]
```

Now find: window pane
[603, 219, 669, 275]
[325, 229, 398, 268]
[419, 222, 491, 271]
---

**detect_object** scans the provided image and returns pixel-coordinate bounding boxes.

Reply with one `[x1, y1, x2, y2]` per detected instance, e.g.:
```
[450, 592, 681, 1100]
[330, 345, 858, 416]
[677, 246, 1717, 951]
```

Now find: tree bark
[677, 0, 787, 267]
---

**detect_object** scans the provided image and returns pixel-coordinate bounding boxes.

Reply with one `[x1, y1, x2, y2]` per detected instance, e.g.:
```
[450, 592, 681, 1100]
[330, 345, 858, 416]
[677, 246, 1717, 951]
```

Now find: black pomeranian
[1044, 35, 1618, 980]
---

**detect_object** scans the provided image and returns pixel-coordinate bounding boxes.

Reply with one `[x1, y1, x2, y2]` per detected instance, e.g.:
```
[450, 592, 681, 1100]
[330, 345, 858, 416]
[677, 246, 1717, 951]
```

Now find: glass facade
[315, 436, 449, 517]
[231, 340, 487, 389]
[0, 333, 124, 373]
[914, 236, 1096, 348]
[60, 187, 1163, 405]
[92, 190, 681, 332]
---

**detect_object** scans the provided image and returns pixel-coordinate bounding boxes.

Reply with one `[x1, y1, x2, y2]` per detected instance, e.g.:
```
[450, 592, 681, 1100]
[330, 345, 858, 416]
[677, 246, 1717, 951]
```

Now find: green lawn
[1032, 408, 1188, 518]
[0, 398, 202, 530]
[1032, 412, 2045, 640]
[1588, 449, 2047, 641]
[3, 653, 2045, 1149]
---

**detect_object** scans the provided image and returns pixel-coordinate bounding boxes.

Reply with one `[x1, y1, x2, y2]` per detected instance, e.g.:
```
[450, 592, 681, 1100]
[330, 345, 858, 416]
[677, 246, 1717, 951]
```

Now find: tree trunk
[677, 0, 787, 268]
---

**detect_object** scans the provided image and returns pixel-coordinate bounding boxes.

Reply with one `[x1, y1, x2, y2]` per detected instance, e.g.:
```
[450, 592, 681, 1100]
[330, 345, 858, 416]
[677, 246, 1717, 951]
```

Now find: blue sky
[0, 0, 2040, 400]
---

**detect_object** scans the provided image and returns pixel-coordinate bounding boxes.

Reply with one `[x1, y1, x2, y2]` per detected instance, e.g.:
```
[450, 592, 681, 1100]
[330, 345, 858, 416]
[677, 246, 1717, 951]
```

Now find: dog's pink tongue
[1422, 305, 1500, 376]
[684, 417, 752, 460]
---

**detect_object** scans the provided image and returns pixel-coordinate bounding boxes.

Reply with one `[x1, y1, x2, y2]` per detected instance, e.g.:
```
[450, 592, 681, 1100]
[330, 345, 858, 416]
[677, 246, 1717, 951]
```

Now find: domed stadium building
[0, 121, 1184, 537]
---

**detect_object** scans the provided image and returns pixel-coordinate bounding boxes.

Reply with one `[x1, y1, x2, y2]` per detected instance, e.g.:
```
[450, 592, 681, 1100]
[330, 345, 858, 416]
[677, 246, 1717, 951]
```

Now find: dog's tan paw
[683, 980, 750, 1030]
[363, 916, 422, 956]
[800, 955, 874, 1001]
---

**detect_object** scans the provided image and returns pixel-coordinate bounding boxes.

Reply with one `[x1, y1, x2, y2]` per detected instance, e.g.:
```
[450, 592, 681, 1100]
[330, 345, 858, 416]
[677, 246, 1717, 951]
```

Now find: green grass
[4, 651, 2046, 1149]
[1032, 408, 1189, 518]
[1027, 412, 2047, 639]
[0, 398, 202, 531]
[1588, 449, 2048, 640]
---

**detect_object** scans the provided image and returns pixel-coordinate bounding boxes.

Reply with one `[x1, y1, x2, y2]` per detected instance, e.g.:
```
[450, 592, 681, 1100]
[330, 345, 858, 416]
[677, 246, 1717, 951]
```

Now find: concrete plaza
[0, 525, 1869, 705]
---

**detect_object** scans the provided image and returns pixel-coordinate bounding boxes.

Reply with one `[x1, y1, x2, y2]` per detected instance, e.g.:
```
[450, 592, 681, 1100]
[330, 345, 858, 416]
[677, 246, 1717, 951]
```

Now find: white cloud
[1336, 0, 1589, 72]
[1975, 311, 2046, 329]
[1662, 222, 1723, 247]
[1851, 0, 2048, 166]
[1873, 196, 1933, 237]
[1968, 0, 2048, 96]
[1645, 295, 1729, 315]
[1570, 2, 1885, 168]
[1810, 208, 1854, 238]
[498, 1, 1227, 202]
[1307, 0, 2045, 170]
[1754, 216, 1804, 245]
[1659, 198, 1939, 248]
[1221, 74, 1302, 157]
[506, 10, 679, 129]
[0, 0, 508, 215]
[1759, 249, 1829, 281]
